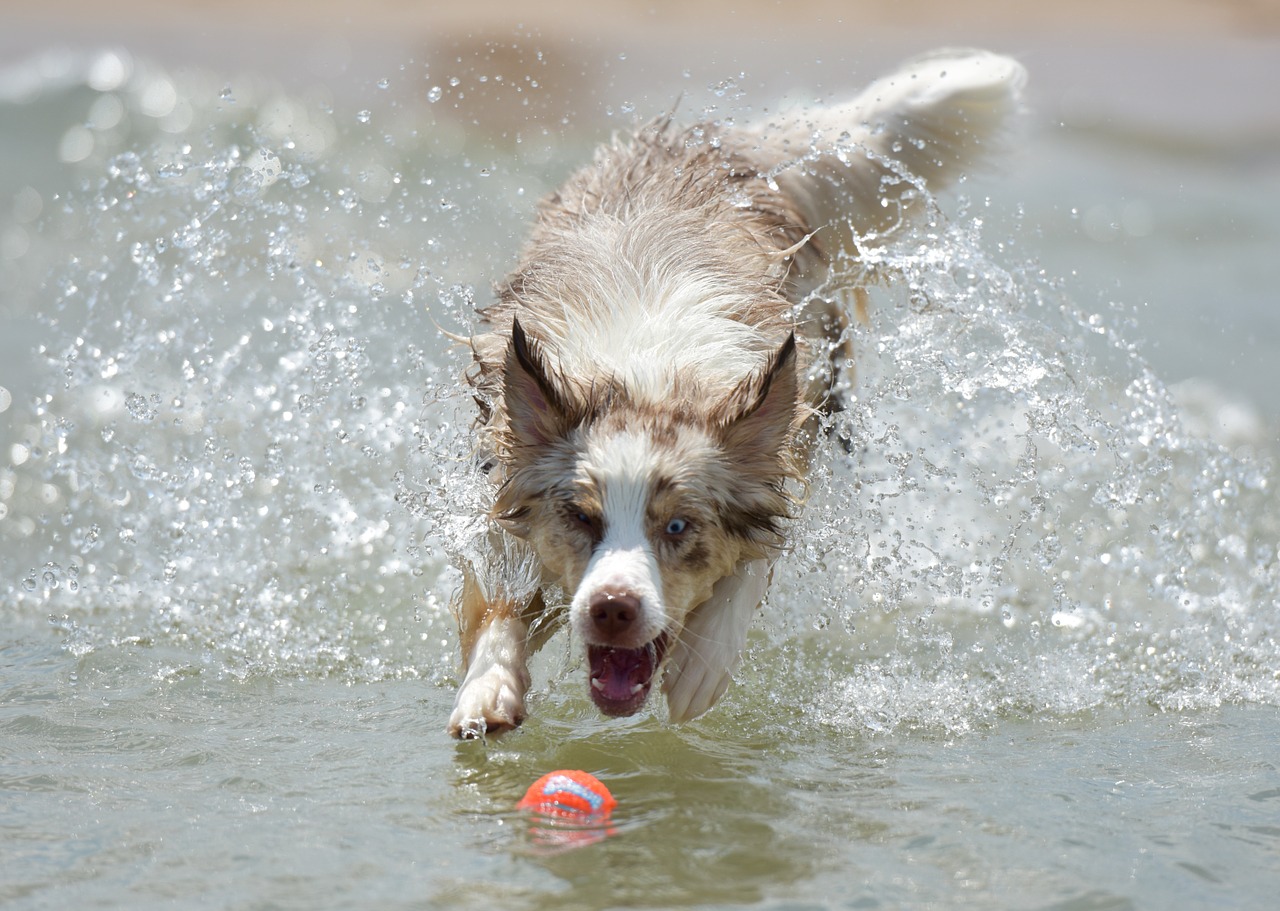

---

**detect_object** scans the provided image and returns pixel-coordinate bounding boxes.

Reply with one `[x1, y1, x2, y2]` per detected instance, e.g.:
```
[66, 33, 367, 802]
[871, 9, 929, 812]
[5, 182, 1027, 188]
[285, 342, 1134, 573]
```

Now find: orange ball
[517, 770, 616, 818]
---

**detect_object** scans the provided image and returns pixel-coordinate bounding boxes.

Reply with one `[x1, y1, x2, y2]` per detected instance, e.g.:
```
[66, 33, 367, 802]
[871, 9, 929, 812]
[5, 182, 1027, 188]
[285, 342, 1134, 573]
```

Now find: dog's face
[494, 320, 798, 717]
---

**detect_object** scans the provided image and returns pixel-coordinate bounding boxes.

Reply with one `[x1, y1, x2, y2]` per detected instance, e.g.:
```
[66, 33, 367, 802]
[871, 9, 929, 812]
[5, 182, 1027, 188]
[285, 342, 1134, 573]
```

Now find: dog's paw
[662, 559, 768, 723]
[447, 664, 528, 740]
[662, 638, 734, 724]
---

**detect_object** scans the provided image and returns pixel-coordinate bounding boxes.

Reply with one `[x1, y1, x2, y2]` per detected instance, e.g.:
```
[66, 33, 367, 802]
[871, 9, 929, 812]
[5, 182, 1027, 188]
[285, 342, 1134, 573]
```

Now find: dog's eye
[664, 517, 690, 537]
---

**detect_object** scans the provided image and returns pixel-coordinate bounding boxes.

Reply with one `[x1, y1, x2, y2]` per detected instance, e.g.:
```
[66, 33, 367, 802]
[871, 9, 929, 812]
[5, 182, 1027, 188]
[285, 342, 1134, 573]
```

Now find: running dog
[447, 49, 1025, 738]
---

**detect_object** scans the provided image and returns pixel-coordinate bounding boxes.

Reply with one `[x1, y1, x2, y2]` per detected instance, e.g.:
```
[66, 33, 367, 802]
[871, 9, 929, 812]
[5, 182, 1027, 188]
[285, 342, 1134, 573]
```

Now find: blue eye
[665, 517, 689, 536]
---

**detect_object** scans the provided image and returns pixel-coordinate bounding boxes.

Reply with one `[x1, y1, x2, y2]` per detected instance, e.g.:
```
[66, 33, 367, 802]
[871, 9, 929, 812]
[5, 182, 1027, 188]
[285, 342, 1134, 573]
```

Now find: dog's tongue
[588, 645, 655, 717]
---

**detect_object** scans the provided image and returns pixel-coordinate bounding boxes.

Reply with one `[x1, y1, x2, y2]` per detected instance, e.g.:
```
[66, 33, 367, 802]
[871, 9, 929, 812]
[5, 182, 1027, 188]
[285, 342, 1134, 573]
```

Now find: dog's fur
[447, 49, 1026, 738]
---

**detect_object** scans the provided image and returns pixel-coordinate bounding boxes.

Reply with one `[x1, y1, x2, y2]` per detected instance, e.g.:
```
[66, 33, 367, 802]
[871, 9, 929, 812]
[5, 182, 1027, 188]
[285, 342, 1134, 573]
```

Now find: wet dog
[447, 49, 1025, 737]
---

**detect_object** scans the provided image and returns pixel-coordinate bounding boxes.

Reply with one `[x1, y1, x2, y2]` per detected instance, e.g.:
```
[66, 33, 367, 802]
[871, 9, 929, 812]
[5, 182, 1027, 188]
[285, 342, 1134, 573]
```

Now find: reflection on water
[1, 43, 1279, 911]
[448, 715, 840, 907]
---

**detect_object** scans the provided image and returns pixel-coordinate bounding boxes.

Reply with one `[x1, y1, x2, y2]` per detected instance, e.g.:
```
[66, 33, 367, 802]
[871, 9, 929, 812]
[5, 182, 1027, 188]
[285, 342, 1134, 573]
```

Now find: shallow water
[2, 43, 1279, 910]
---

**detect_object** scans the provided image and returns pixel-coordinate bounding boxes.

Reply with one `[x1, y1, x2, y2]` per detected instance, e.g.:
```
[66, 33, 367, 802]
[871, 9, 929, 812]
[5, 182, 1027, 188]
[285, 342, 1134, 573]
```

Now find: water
[2, 42, 1279, 910]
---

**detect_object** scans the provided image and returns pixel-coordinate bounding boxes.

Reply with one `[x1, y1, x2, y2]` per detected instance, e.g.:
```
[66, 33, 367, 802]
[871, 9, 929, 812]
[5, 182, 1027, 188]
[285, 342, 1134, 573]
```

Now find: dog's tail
[750, 48, 1027, 247]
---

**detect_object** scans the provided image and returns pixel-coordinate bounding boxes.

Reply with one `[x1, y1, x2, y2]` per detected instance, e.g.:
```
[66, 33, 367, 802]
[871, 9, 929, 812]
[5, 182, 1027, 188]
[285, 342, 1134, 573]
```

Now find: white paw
[663, 635, 735, 723]
[662, 560, 769, 723]
[448, 662, 529, 739]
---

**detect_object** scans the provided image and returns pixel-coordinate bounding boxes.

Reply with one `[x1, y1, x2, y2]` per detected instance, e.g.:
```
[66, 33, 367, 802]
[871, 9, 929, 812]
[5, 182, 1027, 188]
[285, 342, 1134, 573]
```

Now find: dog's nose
[589, 590, 641, 639]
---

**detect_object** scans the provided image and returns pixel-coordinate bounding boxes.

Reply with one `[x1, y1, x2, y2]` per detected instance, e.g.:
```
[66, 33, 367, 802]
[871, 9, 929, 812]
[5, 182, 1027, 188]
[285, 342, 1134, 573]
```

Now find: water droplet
[427, 86, 442, 103]
[87, 51, 131, 92]
[125, 392, 158, 422]
[356, 110, 372, 124]
[58, 125, 95, 164]
[172, 218, 202, 249]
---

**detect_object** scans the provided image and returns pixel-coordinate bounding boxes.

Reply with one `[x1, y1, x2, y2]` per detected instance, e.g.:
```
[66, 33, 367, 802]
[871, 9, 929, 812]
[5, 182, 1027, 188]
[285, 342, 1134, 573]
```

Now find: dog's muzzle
[588, 633, 671, 716]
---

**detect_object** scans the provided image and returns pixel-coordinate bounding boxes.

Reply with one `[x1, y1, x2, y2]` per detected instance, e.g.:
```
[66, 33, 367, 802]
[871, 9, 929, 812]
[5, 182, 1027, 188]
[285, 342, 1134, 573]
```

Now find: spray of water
[768, 198, 1279, 733]
[2, 54, 496, 683]
[4, 54, 1276, 735]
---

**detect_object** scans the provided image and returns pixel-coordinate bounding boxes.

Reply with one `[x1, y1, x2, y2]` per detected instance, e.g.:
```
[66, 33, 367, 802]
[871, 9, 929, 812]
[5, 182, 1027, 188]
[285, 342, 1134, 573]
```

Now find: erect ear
[503, 318, 576, 449]
[718, 333, 799, 466]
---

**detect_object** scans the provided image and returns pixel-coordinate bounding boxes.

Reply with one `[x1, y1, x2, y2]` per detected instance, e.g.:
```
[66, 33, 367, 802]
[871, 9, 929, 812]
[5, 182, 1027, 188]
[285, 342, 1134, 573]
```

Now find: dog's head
[493, 319, 800, 717]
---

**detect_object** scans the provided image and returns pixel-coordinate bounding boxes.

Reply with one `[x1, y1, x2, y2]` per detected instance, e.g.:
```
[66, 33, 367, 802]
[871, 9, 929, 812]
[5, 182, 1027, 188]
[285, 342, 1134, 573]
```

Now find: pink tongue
[592, 646, 652, 703]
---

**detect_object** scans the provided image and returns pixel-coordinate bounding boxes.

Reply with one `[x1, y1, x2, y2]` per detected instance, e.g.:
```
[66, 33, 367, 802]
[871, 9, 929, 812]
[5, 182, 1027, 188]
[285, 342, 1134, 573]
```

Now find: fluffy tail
[750, 49, 1027, 248]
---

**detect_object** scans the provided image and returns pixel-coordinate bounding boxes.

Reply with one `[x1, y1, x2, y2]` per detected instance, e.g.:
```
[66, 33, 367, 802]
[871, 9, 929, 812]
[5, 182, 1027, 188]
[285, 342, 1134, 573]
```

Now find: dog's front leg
[663, 558, 771, 723]
[447, 570, 533, 739]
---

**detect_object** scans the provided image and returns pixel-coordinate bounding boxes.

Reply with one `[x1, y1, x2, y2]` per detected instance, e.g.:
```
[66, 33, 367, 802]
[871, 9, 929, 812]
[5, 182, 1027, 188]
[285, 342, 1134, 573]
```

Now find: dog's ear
[718, 333, 798, 466]
[503, 318, 576, 448]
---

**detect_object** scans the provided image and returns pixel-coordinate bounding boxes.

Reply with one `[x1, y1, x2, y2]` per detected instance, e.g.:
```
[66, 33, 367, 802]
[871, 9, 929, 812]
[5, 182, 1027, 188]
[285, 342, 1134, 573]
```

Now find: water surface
[2, 41, 1278, 910]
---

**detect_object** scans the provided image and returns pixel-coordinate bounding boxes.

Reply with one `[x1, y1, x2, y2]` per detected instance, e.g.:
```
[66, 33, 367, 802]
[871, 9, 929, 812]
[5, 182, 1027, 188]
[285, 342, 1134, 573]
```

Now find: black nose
[589, 590, 641, 639]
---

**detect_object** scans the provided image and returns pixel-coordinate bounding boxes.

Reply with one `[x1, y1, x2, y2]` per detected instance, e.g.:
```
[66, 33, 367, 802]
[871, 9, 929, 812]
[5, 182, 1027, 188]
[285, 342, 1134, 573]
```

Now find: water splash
[767, 200, 1279, 733]
[3, 54, 1277, 735]
[0, 53, 509, 684]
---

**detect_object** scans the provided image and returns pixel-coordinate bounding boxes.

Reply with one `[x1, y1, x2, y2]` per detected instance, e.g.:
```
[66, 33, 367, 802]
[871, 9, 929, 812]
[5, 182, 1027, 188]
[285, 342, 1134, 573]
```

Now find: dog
[446, 49, 1026, 738]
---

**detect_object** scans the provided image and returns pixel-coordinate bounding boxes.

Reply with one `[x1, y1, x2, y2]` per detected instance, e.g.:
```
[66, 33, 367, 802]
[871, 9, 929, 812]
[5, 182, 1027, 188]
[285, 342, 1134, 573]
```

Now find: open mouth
[587, 633, 670, 717]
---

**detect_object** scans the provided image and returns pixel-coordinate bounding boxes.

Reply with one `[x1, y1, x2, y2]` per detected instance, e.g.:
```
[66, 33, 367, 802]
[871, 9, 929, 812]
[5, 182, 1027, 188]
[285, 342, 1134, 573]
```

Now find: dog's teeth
[591, 678, 606, 692]
[630, 683, 644, 695]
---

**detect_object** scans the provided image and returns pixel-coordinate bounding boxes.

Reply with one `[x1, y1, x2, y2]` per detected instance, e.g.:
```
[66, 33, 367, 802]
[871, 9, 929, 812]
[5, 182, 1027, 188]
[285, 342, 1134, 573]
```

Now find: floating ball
[517, 770, 616, 819]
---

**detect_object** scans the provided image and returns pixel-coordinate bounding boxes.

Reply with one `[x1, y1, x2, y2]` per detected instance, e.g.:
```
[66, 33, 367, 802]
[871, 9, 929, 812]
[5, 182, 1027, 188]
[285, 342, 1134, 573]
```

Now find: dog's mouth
[587, 633, 670, 717]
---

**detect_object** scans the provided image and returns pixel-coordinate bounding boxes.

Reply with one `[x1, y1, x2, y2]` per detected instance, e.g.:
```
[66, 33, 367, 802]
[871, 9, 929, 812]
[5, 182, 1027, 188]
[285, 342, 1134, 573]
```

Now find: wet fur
[447, 49, 1026, 737]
